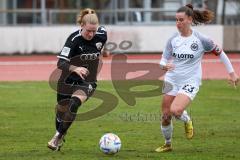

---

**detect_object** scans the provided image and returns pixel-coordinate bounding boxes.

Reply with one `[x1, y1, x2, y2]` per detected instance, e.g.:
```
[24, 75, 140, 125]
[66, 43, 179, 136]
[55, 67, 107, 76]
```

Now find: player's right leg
[155, 94, 175, 153]
[170, 94, 194, 139]
[48, 89, 84, 151]
[48, 84, 93, 151]
[48, 95, 70, 151]
[47, 131, 65, 151]
[47, 92, 70, 151]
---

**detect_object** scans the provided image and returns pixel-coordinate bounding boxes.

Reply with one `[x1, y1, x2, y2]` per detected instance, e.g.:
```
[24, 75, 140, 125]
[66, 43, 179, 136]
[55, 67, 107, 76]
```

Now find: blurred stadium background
[0, 0, 239, 81]
[1, 0, 240, 25]
[0, 0, 240, 55]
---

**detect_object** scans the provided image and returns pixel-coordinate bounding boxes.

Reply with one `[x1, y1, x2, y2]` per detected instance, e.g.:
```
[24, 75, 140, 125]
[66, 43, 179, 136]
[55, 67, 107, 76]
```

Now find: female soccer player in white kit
[155, 4, 239, 152]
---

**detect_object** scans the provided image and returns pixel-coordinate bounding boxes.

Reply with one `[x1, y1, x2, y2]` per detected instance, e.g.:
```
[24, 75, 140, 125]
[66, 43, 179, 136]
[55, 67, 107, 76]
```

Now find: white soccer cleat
[47, 134, 65, 151]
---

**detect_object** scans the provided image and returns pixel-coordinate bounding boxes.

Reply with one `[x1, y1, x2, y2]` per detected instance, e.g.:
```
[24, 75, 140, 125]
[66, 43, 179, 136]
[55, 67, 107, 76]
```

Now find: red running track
[0, 54, 239, 81]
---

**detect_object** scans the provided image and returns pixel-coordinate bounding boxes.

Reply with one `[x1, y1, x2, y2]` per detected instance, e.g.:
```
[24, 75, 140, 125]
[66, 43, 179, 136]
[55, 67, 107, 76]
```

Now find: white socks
[161, 123, 173, 145]
[177, 110, 191, 123]
[161, 110, 190, 144]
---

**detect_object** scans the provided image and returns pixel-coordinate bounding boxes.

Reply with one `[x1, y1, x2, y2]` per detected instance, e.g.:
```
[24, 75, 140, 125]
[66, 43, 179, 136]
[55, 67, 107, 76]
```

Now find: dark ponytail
[177, 3, 214, 25]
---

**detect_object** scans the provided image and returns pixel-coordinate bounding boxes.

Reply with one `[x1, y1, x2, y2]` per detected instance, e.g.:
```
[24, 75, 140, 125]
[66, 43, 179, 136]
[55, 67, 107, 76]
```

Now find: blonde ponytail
[77, 8, 99, 25]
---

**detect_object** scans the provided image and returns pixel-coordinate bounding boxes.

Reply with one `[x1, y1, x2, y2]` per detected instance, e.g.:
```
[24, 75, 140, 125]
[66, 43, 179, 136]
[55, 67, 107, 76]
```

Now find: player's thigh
[170, 94, 191, 116]
[162, 82, 178, 114]
[171, 83, 199, 116]
[170, 83, 199, 114]
[72, 82, 97, 103]
[72, 89, 88, 103]
[162, 94, 175, 114]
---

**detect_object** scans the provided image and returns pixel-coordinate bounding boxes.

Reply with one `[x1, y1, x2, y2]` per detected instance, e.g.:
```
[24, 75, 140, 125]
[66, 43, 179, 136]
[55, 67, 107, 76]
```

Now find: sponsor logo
[80, 52, 101, 60]
[172, 53, 194, 59]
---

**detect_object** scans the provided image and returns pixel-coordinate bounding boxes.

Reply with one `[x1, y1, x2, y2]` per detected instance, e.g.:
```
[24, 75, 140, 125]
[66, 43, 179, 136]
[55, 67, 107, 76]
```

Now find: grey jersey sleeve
[160, 33, 177, 65]
[194, 31, 222, 55]
[194, 31, 216, 52]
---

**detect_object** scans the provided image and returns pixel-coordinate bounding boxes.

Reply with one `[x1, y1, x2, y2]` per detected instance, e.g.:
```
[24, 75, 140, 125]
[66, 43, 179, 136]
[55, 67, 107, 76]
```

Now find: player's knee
[73, 90, 88, 102]
[170, 106, 182, 118]
[56, 99, 70, 114]
[161, 114, 172, 125]
[69, 96, 82, 113]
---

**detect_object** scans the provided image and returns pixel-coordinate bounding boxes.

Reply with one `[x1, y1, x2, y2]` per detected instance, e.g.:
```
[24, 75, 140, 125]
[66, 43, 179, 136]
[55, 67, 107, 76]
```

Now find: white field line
[0, 59, 240, 65]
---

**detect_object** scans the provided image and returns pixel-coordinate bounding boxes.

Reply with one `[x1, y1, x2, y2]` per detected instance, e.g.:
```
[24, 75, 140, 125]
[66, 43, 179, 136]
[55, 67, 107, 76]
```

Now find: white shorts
[164, 82, 199, 100]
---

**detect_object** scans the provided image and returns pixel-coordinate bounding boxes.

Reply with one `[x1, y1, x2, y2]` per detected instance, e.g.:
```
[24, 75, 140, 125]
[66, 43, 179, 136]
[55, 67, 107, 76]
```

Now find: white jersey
[160, 29, 219, 86]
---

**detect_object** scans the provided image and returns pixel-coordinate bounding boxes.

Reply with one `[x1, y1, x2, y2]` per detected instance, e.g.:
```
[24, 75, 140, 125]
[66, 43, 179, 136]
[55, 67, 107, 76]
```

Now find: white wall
[0, 25, 223, 54]
[0, 26, 78, 54]
[107, 25, 223, 53]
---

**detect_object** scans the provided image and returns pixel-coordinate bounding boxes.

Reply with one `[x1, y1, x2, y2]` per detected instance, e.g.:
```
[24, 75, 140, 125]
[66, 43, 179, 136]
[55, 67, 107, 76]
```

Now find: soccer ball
[99, 133, 121, 155]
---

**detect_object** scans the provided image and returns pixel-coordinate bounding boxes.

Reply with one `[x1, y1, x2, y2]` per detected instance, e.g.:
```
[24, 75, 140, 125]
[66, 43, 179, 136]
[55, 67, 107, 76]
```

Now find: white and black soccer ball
[99, 133, 121, 155]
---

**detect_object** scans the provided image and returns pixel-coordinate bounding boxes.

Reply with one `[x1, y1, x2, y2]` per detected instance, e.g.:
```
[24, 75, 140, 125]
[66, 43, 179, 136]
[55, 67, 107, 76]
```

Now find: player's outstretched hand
[228, 72, 239, 89]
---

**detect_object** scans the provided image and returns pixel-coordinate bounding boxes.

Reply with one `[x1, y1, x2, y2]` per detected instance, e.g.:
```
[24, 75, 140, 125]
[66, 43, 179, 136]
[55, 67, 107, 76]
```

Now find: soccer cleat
[155, 143, 172, 153]
[185, 120, 194, 139]
[47, 134, 65, 151]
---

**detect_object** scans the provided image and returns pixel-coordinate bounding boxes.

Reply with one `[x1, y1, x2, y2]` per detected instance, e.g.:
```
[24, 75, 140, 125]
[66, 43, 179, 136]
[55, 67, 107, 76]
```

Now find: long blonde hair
[77, 8, 99, 25]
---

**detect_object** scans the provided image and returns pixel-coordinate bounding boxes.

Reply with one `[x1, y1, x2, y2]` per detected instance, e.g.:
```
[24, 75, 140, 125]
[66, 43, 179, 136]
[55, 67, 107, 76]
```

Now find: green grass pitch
[0, 80, 239, 160]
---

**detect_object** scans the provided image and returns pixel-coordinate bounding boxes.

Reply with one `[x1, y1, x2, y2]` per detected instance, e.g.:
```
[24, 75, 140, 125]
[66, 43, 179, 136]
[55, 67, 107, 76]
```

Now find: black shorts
[57, 80, 97, 103]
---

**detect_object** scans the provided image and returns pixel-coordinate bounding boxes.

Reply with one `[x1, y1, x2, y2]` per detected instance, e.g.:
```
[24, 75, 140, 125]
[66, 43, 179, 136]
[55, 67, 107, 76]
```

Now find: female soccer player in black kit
[47, 8, 107, 151]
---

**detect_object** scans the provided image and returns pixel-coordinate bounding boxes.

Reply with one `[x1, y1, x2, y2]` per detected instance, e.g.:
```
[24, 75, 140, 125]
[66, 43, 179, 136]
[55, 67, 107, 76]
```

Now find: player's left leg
[170, 94, 193, 139]
[184, 119, 193, 139]
[177, 110, 193, 139]
[174, 83, 199, 139]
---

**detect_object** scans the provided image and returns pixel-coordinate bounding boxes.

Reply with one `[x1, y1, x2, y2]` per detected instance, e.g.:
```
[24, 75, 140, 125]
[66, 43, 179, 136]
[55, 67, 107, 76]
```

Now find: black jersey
[57, 26, 107, 83]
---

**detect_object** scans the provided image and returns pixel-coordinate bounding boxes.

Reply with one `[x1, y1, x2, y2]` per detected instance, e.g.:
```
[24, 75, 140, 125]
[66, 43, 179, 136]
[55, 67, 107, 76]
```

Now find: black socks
[56, 97, 82, 135]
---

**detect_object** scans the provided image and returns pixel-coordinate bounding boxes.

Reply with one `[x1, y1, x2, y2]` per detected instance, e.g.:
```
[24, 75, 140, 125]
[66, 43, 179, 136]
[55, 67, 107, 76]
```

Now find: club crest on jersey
[190, 43, 198, 51]
[96, 42, 103, 50]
